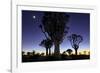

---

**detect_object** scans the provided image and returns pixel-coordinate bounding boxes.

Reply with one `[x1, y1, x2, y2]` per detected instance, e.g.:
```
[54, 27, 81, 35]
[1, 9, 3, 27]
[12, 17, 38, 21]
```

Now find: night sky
[22, 10, 90, 53]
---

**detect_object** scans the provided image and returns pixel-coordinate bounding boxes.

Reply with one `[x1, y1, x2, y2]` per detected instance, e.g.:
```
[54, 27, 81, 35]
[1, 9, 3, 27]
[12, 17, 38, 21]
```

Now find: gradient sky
[22, 10, 90, 53]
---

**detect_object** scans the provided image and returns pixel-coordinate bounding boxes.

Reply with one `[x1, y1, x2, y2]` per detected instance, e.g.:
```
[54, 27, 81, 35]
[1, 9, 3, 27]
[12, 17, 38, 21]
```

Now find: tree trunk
[46, 48, 48, 56]
[75, 49, 78, 55]
[54, 42, 60, 56]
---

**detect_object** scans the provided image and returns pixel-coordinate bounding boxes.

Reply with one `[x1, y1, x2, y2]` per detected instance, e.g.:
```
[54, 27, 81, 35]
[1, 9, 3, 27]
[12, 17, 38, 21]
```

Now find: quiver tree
[39, 38, 53, 56]
[22, 51, 25, 55]
[32, 50, 35, 56]
[41, 12, 70, 56]
[27, 52, 31, 56]
[68, 34, 83, 55]
[66, 49, 73, 56]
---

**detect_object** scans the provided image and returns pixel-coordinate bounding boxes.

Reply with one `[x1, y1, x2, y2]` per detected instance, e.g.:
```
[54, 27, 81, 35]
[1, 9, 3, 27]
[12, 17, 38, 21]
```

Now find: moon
[33, 16, 36, 19]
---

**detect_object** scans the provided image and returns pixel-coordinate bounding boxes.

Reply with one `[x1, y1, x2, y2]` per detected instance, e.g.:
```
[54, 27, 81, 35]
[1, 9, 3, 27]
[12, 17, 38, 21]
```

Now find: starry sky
[22, 10, 90, 53]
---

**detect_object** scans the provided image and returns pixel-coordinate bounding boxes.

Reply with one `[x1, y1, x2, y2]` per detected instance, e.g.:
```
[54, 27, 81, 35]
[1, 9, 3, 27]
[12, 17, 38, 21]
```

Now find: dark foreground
[22, 54, 90, 62]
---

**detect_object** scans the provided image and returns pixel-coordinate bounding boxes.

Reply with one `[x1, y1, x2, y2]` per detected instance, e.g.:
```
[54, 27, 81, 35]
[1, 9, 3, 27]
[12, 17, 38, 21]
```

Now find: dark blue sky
[22, 10, 90, 53]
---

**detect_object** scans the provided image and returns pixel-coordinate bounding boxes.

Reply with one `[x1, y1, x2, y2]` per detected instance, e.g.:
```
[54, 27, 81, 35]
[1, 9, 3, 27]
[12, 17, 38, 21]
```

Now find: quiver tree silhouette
[41, 52, 45, 56]
[22, 51, 25, 55]
[32, 50, 35, 56]
[41, 12, 70, 57]
[83, 51, 87, 55]
[27, 52, 31, 56]
[39, 38, 53, 56]
[68, 34, 83, 55]
[62, 51, 66, 55]
[66, 49, 73, 56]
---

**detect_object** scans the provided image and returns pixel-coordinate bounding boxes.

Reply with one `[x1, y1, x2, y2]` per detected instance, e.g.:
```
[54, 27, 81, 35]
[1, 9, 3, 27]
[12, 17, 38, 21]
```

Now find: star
[33, 16, 36, 19]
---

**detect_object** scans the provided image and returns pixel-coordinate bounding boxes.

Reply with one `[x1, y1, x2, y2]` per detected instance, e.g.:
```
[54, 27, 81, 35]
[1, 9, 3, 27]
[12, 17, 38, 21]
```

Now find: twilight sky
[22, 10, 90, 53]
